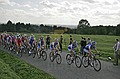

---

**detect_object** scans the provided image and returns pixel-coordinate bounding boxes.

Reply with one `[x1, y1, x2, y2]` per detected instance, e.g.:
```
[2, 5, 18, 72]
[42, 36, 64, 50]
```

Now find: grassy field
[0, 49, 55, 79]
[29, 33, 120, 61]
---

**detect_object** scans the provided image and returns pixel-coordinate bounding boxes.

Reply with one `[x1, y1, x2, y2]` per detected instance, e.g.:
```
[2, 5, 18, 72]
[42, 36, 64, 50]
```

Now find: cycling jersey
[16, 37, 22, 46]
[50, 42, 59, 50]
[68, 43, 78, 51]
[11, 36, 16, 44]
[7, 36, 11, 44]
[4, 34, 7, 41]
[29, 36, 35, 47]
[84, 44, 96, 54]
[38, 40, 44, 48]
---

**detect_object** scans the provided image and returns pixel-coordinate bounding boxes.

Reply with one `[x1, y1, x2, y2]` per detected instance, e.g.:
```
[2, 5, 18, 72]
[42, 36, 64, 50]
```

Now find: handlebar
[94, 53, 101, 57]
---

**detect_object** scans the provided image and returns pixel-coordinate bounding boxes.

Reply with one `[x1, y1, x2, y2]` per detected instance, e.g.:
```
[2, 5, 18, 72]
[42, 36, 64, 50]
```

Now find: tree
[16, 22, 21, 32]
[7, 20, 12, 25]
[77, 19, 90, 29]
[116, 24, 120, 35]
[6, 20, 16, 32]
[53, 25, 57, 30]
[77, 19, 90, 34]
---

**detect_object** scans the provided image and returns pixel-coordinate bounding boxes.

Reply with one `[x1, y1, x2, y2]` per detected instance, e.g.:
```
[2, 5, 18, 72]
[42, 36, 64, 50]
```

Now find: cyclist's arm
[94, 47, 99, 54]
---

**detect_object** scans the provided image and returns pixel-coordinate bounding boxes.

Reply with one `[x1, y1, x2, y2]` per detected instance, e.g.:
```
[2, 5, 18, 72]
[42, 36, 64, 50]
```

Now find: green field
[0, 49, 55, 79]
[30, 34, 120, 61]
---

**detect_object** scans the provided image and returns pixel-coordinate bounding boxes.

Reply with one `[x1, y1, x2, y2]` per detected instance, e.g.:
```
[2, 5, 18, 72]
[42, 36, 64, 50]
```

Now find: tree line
[76, 19, 120, 35]
[0, 20, 120, 36]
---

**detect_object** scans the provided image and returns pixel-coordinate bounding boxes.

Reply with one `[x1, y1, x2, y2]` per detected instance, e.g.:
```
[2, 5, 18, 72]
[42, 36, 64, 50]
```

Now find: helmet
[31, 34, 34, 37]
[73, 40, 77, 47]
[54, 38, 58, 42]
[91, 41, 96, 45]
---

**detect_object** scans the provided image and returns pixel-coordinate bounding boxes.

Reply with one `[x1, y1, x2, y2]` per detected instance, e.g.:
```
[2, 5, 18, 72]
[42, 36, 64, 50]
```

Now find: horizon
[0, 20, 118, 29]
[0, 0, 120, 26]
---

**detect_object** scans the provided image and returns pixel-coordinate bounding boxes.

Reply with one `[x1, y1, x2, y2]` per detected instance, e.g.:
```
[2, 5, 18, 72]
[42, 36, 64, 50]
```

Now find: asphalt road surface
[1, 48, 120, 79]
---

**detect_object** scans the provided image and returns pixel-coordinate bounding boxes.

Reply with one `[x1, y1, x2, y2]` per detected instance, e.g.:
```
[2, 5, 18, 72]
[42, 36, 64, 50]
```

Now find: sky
[0, 0, 120, 26]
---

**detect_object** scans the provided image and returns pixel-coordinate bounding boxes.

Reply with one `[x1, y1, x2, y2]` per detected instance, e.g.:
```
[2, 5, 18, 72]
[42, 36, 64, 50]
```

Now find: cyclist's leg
[50, 45, 54, 55]
[28, 42, 32, 54]
[68, 48, 74, 60]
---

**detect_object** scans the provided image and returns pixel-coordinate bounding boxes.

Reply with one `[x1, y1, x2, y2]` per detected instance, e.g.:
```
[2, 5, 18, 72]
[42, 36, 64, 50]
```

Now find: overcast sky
[0, 0, 120, 26]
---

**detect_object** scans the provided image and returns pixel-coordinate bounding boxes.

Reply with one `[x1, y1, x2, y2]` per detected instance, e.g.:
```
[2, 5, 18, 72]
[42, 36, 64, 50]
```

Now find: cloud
[23, 4, 31, 8]
[30, 8, 38, 11]
[60, 1, 71, 7]
[10, 1, 21, 7]
[39, 0, 60, 8]
[104, 1, 111, 5]
[0, 0, 10, 4]
[81, 0, 96, 3]
[0, 0, 120, 25]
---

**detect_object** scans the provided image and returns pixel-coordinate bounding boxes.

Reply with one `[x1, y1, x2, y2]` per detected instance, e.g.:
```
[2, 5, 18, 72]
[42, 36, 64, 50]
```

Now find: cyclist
[28, 34, 36, 54]
[0, 33, 3, 43]
[0, 33, 4, 45]
[3, 32, 7, 46]
[50, 38, 60, 55]
[6, 34, 11, 45]
[22, 34, 29, 47]
[37, 36, 45, 51]
[83, 41, 99, 57]
[10, 33, 16, 50]
[68, 40, 80, 60]
[15, 34, 23, 54]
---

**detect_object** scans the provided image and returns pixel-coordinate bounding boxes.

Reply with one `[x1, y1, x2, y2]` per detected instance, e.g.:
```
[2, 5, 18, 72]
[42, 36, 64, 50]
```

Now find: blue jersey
[29, 36, 34, 42]
[38, 40, 44, 48]
[84, 44, 96, 50]
[68, 42, 78, 50]
[29, 36, 35, 46]
[68, 44, 76, 50]
[50, 42, 59, 49]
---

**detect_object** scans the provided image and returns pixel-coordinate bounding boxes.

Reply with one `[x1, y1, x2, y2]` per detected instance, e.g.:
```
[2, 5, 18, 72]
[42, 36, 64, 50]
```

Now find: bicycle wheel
[75, 55, 82, 68]
[56, 54, 62, 64]
[82, 56, 89, 68]
[49, 52, 54, 62]
[93, 59, 101, 71]
[66, 54, 72, 65]
[42, 51, 47, 61]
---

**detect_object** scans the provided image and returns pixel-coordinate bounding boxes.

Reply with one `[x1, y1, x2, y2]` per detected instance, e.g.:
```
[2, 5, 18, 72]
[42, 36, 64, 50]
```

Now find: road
[1, 48, 120, 79]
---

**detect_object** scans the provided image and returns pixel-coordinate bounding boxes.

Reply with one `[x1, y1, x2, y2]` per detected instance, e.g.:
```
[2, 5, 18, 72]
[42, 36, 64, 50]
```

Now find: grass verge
[0, 49, 55, 79]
